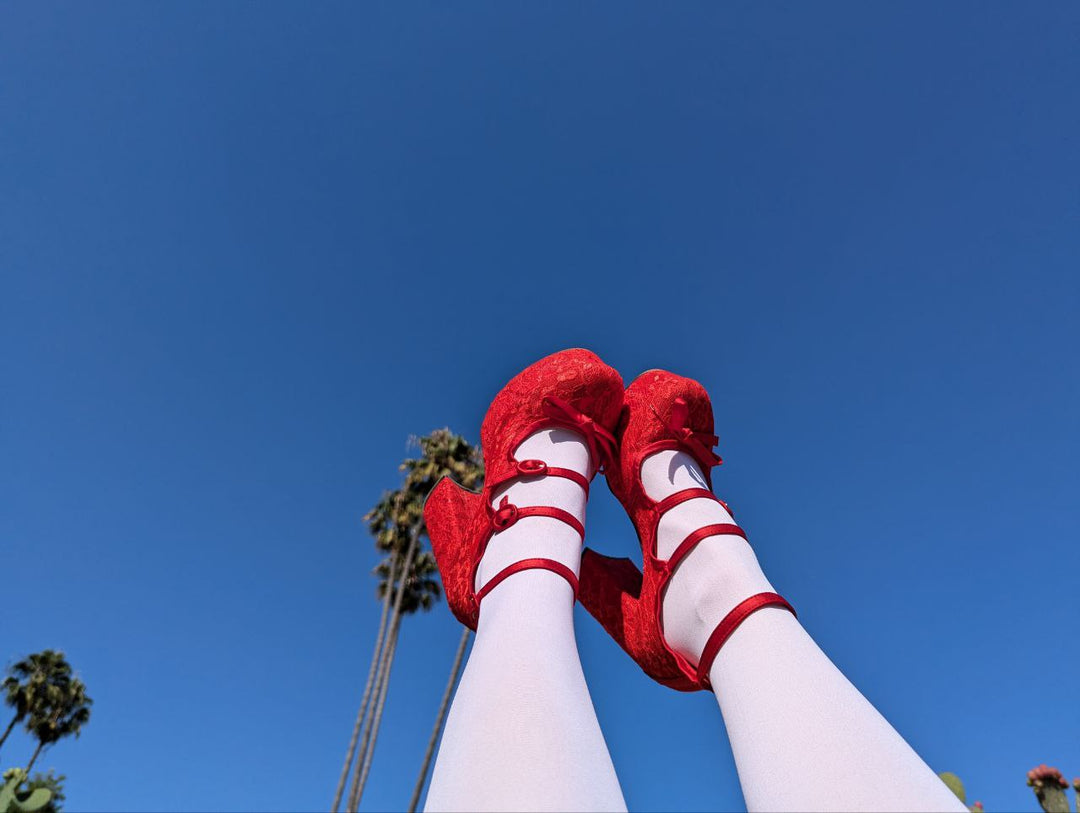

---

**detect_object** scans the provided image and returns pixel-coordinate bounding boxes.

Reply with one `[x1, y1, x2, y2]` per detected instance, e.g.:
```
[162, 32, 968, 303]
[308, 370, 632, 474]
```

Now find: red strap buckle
[492, 496, 519, 531]
[516, 458, 548, 476]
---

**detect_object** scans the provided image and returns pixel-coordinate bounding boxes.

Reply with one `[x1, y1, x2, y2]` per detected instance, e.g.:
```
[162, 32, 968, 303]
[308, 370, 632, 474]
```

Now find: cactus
[940, 772, 967, 803]
[1027, 765, 1072, 813]
[938, 770, 986, 812]
[942, 765, 1080, 812]
[0, 769, 53, 813]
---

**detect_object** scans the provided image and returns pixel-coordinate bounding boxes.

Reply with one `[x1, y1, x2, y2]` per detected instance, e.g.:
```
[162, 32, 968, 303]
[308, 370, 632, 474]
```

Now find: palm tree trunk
[347, 523, 421, 811]
[0, 714, 18, 751]
[25, 741, 44, 773]
[354, 615, 401, 808]
[331, 556, 398, 813]
[345, 610, 394, 813]
[347, 615, 400, 812]
[407, 626, 471, 813]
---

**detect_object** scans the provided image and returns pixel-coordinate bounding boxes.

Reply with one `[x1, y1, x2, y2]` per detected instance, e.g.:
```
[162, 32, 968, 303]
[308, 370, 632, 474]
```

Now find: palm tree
[350, 531, 447, 808]
[25, 679, 92, 773]
[401, 431, 483, 812]
[345, 524, 434, 813]
[1, 675, 34, 753]
[332, 482, 435, 813]
[336, 429, 482, 812]
[1, 651, 72, 754]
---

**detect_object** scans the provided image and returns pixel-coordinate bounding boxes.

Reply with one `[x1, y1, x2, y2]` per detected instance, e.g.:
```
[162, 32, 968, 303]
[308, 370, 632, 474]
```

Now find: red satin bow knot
[541, 395, 618, 471]
[667, 397, 723, 468]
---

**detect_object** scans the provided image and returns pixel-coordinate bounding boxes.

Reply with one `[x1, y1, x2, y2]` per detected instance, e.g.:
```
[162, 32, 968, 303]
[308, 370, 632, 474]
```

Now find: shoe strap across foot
[648, 483, 796, 689]
[510, 457, 592, 497]
[474, 459, 591, 606]
[473, 390, 620, 608]
[540, 395, 619, 475]
[651, 396, 724, 471]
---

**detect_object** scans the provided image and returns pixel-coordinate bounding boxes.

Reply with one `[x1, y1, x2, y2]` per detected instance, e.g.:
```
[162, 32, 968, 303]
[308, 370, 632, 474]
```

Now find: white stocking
[424, 430, 627, 813]
[645, 450, 966, 813]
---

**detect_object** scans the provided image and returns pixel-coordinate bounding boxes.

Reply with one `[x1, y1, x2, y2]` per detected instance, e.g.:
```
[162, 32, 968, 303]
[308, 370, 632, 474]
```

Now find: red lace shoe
[579, 369, 795, 691]
[423, 349, 624, 630]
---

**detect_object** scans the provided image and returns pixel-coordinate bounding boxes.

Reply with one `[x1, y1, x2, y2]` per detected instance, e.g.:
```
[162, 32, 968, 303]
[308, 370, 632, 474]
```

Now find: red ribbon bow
[667, 397, 722, 468]
[541, 395, 618, 471]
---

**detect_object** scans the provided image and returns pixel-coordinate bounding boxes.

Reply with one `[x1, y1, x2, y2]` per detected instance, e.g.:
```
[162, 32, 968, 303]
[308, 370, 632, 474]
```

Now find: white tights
[424, 440, 964, 812]
[650, 451, 966, 813]
[424, 431, 626, 812]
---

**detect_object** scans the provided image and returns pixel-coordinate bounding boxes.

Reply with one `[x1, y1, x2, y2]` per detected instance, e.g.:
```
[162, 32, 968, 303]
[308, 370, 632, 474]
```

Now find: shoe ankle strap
[696, 592, 796, 688]
[475, 558, 579, 603]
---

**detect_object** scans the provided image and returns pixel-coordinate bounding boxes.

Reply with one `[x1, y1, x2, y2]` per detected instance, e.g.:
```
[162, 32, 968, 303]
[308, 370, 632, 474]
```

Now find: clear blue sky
[2, 3, 1077, 811]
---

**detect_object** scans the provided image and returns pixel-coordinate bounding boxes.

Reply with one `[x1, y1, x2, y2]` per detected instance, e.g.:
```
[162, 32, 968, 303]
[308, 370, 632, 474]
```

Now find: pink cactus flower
[1027, 764, 1068, 788]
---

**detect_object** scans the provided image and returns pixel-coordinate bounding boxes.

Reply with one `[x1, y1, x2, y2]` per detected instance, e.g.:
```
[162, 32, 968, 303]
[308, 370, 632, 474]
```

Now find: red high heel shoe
[578, 369, 795, 691]
[423, 349, 624, 630]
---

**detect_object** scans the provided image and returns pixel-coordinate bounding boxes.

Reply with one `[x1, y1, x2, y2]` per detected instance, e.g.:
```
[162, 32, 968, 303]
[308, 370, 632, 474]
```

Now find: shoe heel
[578, 548, 645, 647]
[579, 548, 698, 692]
[424, 476, 485, 628]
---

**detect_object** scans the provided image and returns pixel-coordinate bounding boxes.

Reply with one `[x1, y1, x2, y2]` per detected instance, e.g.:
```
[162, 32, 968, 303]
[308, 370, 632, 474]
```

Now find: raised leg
[647, 449, 965, 813]
[424, 431, 626, 812]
